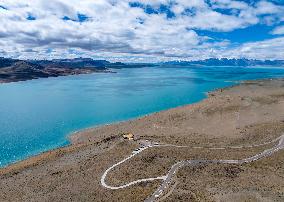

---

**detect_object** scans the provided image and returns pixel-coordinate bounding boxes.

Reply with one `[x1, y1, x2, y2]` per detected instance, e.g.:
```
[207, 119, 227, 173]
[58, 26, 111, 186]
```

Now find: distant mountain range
[29, 58, 153, 69]
[0, 57, 154, 83]
[29, 58, 110, 70]
[1, 57, 284, 83]
[162, 58, 284, 67]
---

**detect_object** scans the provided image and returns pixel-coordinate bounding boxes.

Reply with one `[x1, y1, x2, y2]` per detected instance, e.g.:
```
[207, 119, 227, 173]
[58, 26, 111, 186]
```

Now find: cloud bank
[0, 0, 284, 62]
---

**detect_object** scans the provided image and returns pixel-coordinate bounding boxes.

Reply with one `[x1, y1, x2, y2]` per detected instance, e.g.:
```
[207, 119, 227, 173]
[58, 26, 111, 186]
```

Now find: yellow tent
[122, 133, 134, 140]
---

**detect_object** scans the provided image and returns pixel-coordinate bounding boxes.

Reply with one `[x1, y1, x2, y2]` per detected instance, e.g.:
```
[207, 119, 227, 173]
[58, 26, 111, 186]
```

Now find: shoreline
[68, 81, 246, 144]
[1, 78, 238, 170]
[0, 78, 280, 170]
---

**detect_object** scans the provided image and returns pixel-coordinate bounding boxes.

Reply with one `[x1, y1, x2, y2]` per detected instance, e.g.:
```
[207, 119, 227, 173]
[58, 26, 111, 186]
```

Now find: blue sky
[0, 0, 284, 62]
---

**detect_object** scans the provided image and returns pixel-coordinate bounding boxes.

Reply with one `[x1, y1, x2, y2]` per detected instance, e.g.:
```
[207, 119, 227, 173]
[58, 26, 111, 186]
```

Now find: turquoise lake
[1, 66, 284, 167]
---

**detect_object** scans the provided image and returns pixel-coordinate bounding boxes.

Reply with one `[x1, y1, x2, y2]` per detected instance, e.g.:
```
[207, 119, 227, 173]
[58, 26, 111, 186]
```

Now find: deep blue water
[0, 66, 284, 167]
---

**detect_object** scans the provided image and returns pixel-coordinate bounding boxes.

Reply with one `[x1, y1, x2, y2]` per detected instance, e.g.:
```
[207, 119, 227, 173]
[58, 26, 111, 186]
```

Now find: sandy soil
[0, 78, 284, 202]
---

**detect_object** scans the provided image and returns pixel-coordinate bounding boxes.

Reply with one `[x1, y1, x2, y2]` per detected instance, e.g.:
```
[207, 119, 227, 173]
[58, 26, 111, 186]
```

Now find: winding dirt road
[101, 134, 284, 202]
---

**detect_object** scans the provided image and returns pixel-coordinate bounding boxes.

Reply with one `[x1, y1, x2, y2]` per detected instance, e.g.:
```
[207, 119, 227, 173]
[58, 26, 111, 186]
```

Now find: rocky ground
[0, 79, 284, 201]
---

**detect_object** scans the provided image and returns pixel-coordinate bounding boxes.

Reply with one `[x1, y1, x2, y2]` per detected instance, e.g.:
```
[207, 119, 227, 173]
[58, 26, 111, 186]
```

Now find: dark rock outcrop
[0, 58, 112, 83]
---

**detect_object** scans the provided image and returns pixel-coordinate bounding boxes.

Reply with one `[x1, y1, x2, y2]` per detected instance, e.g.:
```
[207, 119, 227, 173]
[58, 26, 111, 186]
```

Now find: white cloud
[271, 25, 284, 35]
[210, 0, 249, 10]
[255, 1, 284, 15]
[220, 37, 284, 60]
[0, 0, 283, 61]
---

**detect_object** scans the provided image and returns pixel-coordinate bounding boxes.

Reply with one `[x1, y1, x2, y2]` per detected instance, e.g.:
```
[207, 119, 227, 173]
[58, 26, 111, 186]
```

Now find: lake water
[1, 66, 284, 167]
